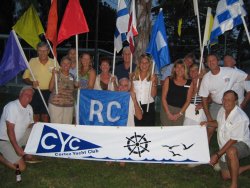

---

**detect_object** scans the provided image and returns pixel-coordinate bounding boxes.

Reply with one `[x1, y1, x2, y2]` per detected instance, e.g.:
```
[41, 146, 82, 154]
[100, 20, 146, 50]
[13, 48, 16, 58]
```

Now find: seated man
[118, 77, 142, 126]
[0, 86, 40, 171]
[203, 90, 250, 188]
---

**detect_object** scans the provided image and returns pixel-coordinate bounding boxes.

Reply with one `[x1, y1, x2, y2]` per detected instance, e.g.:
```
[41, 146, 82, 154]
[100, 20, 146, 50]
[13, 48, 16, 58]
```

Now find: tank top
[166, 78, 192, 108]
[79, 69, 90, 89]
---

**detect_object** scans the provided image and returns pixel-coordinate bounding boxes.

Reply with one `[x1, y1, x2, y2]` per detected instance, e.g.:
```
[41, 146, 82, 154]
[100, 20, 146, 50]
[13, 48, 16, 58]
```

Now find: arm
[210, 139, 237, 166]
[240, 91, 250, 109]
[151, 74, 158, 97]
[6, 121, 25, 157]
[202, 97, 213, 121]
[130, 89, 142, 120]
[49, 68, 57, 92]
[88, 69, 96, 89]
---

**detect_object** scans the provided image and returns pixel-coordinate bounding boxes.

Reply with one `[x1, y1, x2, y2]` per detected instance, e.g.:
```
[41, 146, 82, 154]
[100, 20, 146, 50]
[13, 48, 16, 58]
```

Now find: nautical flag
[203, 7, 214, 46]
[57, 0, 89, 44]
[210, 0, 246, 43]
[79, 90, 130, 126]
[12, 5, 44, 49]
[114, 0, 129, 53]
[146, 10, 171, 72]
[127, 0, 138, 53]
[0, 31, 27, 86]
[46, 0, 58, 56]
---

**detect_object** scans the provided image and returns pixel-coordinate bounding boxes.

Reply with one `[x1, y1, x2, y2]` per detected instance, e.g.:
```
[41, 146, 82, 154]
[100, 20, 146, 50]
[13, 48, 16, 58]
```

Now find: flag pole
[193, 0, 202, 52]
[112, 48, 116, 76]
[44, 34, 59, 95]
[12, 30, 50, 115]
[130, 54, 133, 73]
[76, 34, 79, 124]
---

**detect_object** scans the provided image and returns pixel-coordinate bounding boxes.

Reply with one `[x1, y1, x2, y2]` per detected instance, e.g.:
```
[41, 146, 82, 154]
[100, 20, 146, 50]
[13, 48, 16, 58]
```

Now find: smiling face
[19, 88, 34, 108]
[37, 45, 49, 62]
[139, 57, 151, 72]
[122, 48, 131, 64]
[223, 55, 235, 68]
[80, 54, 91, 68]
[61, 58, 71, 73]
[174, 63, 185, 77]
[100, 60, 110, 73]
[222, 91, 237, 113]
[68, 49, 76, 62]
[189, 66, 199, 79]
[118, 78, 130, 91]
[206, 55, 219, 72]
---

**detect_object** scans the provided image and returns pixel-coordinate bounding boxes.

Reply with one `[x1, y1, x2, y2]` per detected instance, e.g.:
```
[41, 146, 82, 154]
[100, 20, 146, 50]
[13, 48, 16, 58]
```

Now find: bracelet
[179, 112, 183, 116]
[216, 152, 220, 159]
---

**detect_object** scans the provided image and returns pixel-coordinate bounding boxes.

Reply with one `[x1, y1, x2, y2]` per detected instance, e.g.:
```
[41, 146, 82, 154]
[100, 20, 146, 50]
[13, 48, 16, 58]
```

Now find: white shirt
[217, 105, 250, 161]
[133, 77, 154, 105]
[127, 97, 135, 127]
[0, 99, 33, 142]
[199, 67, 247, 104]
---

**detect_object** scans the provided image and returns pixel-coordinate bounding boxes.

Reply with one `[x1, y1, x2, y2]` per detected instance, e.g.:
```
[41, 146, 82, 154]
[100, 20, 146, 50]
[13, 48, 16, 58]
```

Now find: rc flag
[146, 9, 171, 72]
[127, 0, 138, 53]
[79, 90, 131, 126]
[0, 31, 27, 86]
[12, 5, 44, 49]
[114, 0, 129, 53]
[57, 0, 89, 44]
[210, 0, 246, 43]
[46, 0, 58, 56]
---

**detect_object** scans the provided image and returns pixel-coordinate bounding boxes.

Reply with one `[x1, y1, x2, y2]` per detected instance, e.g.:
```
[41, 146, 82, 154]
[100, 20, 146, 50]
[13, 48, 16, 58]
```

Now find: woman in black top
[161, 59, 194, 126]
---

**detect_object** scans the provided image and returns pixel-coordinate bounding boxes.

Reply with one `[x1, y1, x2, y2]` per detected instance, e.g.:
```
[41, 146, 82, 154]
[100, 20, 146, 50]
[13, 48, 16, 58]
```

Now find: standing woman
[161, 59, 193, 126]
[94, 57, 118, 91]
[48, 56, 75, 124]
[132, 54, 158, 126]
[78, 52, 96, 89]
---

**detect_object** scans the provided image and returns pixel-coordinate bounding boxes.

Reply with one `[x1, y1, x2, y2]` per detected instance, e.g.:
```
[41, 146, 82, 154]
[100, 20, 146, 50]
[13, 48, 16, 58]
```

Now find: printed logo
[36, 125, 101, 153]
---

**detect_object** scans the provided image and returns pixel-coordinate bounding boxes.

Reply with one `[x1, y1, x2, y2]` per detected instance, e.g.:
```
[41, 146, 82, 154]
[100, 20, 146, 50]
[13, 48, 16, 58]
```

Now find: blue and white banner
[79, 90, 130, 126]
[25, 123, 210, 164]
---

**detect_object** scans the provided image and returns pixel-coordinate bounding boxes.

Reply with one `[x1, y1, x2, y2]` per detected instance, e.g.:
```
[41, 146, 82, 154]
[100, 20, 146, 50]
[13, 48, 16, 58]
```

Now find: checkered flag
[210, 0, 246, 43]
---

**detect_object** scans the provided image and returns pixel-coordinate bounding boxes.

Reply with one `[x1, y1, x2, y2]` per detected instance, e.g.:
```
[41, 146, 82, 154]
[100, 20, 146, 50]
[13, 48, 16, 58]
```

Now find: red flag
[127, 0, 138, 53]
[57, 0, 89, 44]
[46, 0, 58, 56]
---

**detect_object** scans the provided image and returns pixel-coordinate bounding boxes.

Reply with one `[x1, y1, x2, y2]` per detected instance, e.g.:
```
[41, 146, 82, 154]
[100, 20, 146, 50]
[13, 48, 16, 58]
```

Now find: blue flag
[146, 10, 171, 72]
[79, 90, 130, 126]
[0, 30, 27, 86]
[210, 0, 246, 43]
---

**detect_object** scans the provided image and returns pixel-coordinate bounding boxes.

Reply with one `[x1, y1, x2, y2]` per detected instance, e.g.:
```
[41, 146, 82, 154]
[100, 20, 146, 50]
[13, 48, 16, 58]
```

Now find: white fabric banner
[25, 123, 210, 164]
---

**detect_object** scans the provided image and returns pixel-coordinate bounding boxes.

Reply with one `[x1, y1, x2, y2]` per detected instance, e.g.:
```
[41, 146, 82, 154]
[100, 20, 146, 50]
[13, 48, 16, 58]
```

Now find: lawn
[0, 91, 250, 188]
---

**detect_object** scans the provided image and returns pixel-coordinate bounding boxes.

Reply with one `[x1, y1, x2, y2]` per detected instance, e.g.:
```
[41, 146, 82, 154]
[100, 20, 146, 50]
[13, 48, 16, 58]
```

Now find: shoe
[213, 163, 221, 171]
[24, 155, 42, 164]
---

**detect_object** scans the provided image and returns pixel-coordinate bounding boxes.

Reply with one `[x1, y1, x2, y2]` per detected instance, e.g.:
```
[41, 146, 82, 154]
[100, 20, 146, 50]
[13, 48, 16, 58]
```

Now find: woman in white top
[94, 57, 118, 91]
[132, 54, 157, 126]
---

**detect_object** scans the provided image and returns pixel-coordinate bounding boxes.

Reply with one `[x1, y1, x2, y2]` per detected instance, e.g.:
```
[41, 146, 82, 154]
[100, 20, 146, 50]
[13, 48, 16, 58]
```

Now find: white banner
[25, 123, 210, 164]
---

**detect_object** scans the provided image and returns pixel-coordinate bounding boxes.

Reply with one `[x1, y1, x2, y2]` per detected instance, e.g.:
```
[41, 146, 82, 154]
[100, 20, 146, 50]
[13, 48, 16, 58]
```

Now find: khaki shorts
[0, 128, 31, 164]
[219, 141, 250, 171]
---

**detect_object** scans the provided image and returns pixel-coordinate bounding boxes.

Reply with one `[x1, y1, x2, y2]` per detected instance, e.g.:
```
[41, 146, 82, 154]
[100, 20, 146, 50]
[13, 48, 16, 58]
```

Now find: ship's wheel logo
[124, 132, 151, 157]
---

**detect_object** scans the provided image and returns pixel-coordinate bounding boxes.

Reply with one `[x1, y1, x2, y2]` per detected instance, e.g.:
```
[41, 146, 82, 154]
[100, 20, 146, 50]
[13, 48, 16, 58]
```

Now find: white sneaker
[213, 163, 221, 171]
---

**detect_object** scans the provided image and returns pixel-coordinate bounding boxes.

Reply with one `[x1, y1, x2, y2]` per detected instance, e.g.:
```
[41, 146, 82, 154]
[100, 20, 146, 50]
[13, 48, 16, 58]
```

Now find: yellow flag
[203, 7, 214, 46]
[178, 18, 183, 37]
[13, 5, 44, 49]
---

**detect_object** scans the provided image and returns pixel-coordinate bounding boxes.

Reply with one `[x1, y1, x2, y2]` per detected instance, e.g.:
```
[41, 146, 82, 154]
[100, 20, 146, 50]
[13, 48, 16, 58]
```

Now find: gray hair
[118, 77, 131, 90]
[37, 41, 49, 50]
[19, 86, 34, 95]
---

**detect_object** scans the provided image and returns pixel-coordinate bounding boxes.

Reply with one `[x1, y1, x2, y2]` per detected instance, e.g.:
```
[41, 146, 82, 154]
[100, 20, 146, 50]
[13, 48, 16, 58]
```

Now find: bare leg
[226, 147, 239, 188]
[207, 127, 216, 143]
[0, 154, 26, 171]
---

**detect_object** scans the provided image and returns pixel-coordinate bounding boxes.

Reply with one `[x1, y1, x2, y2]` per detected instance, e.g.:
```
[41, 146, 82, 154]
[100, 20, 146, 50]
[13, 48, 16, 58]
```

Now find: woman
[94, 57, 118, 91]
[48, 56, 75, 124]
[161, 59, 193, 126]
[183, 63, 207, 125]
[78, 53, 96, 89]
[132, 54, 157, 126]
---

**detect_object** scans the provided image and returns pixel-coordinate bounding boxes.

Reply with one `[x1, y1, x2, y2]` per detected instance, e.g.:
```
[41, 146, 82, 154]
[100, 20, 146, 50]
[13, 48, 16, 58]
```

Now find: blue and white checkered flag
[210, 0, 246, 43]
[114, 0, 129, 53]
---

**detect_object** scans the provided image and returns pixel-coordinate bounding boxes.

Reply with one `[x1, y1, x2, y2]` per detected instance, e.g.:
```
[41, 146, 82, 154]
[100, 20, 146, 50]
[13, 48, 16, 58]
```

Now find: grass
[0, 92, 250, 188]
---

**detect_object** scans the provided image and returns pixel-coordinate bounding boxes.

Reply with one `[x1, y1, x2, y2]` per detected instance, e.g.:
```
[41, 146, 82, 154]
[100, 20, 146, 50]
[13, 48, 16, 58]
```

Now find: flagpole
[193, 0, 202, 52]
[44, 34, 58, 95]
[146, 62, 155, 112]
[130, 54, 133, 73]
[12, 30, 50, 115]
[112, 48, 116, 76]
[76, 34, 79, 125]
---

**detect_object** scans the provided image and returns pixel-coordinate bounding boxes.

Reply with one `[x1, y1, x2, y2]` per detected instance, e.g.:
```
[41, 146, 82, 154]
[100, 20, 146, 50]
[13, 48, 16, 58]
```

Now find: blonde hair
[171, 59, 188, 80]
[79, 52, 93, 75]
[134, 54, 153, 81]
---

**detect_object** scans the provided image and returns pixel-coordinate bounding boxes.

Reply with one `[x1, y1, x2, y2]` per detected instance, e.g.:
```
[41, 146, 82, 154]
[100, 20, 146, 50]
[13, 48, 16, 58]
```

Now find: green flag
[13, 5, 44, 49]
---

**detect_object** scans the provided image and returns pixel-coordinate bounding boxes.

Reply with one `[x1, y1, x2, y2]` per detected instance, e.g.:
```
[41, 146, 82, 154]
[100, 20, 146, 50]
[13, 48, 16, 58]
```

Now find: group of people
[0, 42, 250, 187]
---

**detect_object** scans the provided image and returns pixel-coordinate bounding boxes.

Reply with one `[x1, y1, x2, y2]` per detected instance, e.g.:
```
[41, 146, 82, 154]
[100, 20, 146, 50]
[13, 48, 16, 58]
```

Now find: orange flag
[46, 0, 58, 56]
[57, 0, 89, 44]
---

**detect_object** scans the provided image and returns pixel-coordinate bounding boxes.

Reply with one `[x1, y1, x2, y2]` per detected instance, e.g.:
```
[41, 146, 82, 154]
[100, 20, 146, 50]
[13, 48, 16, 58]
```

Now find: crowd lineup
[0, 41, 250, 187]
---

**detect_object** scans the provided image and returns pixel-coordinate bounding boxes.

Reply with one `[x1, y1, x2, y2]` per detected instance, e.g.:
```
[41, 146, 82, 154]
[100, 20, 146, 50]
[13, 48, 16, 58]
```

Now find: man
[223, 55, 250, 109]
[67, 48, 77, 79]
[161, 52, 195, 83]
[199, 54, 249, 142]
[118, 77, 142, 126]
[0, 86, 39, 171]
[207, 90, 250, 188]
[23, 42, 59, 122]
[115, 46, 136, 80]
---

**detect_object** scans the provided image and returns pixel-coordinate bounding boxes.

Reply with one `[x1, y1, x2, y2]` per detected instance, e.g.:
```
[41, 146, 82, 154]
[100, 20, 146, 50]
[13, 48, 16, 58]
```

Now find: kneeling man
[0, 86, 38, 171]
[207, 90, 250, 188]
